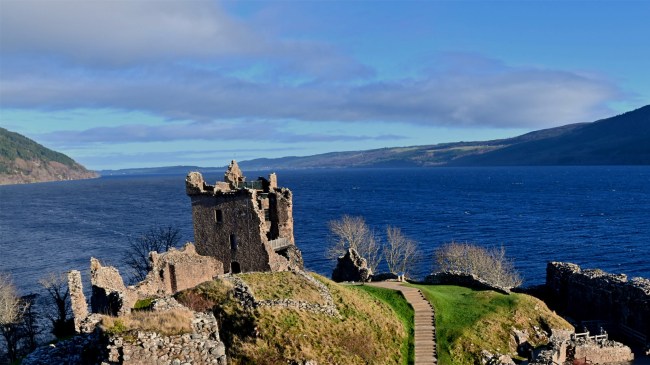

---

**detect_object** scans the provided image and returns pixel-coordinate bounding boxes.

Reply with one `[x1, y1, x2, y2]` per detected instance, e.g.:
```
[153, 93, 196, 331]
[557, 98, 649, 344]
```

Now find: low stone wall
[573, 339, 634, 363]
[105, 309, 227, 365]
[546, 262, 650, 345]
[424, 271, 511, 294]
[530, 337, 634, 365]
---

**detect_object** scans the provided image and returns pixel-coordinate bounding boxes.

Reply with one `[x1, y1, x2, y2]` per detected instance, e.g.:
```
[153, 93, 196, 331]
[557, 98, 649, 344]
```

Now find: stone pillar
[269, 173, 278, 190]
[67, 270, 88, 333]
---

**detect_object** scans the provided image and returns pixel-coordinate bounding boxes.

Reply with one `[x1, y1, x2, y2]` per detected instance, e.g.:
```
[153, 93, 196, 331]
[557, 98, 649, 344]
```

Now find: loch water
[1, 166, 649, 295]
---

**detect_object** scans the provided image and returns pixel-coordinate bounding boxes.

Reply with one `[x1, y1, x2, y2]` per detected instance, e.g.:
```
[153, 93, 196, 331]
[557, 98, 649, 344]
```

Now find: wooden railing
[269, 237, 292, 251]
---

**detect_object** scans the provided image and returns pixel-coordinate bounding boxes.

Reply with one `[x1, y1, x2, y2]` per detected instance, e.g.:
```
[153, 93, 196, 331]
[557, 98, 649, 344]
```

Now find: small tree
[124, 225, 181, 283]
[0, 273, 25, 362]
[39, 272, 73, 338]
[383, 226, 420, 277]
[434, 242, 522, 288]
[19, 294, 41, 352]
[328, 215, 382, 272]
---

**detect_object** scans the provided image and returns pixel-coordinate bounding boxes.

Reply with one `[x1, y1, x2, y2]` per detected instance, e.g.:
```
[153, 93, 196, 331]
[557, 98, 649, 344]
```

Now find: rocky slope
[0, 127, 98, 185]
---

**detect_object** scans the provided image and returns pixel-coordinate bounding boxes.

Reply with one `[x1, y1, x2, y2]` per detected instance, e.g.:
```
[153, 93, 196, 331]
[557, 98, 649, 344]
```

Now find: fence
[269, 237, 292, 251]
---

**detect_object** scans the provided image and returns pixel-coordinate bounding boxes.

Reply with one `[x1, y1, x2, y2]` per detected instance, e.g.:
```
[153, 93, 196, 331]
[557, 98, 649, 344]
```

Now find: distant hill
[98, 105, 650, 175]
[451, 105, 650, 166]
[0, 127, 98, 185]
[236, 105, 649, 169]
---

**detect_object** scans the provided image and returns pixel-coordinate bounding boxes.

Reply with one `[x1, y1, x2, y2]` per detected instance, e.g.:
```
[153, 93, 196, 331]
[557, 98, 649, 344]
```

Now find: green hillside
[0, 127, 98, 184]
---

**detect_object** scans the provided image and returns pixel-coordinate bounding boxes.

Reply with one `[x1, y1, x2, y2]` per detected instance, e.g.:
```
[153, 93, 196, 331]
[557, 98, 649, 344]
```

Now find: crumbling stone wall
[72, 243, 222, 326]
[68, 270, 89, 333]
[136, 243, 223, 296]
[90, 258, 137, 316]
[530, 337, 634, 365]
[546, 262, 650, 344]
[186, 161, 302, 274]
[23, 298, 228, 365]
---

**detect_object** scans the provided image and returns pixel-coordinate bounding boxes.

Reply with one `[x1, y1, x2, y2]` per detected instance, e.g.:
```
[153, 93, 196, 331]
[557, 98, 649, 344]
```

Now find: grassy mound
[410, 284, 573, 365]
[177, 272, 409, 365]
[239, 271, 326, 304]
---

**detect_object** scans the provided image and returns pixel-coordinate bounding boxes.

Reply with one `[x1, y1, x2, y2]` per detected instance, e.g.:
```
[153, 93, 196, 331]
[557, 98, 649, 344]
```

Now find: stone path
[367, 281, 437, 365]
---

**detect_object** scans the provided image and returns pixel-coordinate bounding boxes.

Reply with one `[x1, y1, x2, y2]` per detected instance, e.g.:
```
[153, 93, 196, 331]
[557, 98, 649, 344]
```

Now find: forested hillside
[0, 127, 98, 185]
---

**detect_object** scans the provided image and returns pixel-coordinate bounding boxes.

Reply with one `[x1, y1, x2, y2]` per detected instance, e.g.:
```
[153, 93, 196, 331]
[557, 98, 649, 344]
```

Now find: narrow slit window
[230, 234, 238, 251]
[215, 209, 223, 223]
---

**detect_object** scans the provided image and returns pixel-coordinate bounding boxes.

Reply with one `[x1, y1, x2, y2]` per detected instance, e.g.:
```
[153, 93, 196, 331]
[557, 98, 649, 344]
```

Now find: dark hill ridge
[451, 105, 650, 166]
[237, 123, 590, 170]
[98, 105, 650, 176]
[0, 127, 98, 185]
[237, 105, 649, 169]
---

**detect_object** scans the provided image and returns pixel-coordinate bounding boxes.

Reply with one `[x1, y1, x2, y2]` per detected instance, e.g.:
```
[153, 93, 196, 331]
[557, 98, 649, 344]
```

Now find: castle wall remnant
[71, 243, 222, 328]
[186, 160, 303, 274]
[546, 262, 650, 345]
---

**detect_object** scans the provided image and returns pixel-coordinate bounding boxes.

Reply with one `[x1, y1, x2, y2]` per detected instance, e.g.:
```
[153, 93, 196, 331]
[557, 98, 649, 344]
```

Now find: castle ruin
[185, 161, 303, 274]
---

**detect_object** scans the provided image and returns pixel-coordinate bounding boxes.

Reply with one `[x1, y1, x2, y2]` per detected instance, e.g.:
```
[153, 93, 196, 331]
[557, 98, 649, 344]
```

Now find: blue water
[1, 166, 649, 296]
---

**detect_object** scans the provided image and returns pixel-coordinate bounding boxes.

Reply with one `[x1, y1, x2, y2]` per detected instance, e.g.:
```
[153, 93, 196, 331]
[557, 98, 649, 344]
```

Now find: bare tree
[19, 294, 40, 352]
[328, 215, 382, 272]
[0, 273, 25, 362]
[39, 272, 73, 338]
[124, 225, 181, 283]
[434, 242, 522, 288]
[384, 226, 420, 277]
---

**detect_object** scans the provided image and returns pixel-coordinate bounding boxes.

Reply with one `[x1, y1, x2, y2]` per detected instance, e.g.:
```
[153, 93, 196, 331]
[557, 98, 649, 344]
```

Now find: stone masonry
[70, 243, 222, 329]
[186, 160, 303, 274]
[546, 262, 650, 346]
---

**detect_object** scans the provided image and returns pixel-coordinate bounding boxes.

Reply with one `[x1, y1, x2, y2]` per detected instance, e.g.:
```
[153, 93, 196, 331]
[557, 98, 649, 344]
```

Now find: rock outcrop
[331, 248, 372, 283]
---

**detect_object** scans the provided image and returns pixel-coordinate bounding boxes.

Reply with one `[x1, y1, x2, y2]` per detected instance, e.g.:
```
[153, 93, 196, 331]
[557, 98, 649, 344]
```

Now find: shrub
[100, 309, 193, 337]
[434, 242, 522, 288]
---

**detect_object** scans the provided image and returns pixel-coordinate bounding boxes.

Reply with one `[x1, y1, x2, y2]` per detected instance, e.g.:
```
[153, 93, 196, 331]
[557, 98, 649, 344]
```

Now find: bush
[434, 242, 522, 288]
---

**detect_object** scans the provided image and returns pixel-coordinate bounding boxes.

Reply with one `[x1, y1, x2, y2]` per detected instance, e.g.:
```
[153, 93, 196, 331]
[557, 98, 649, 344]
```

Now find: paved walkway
[367, 281, 437, 365]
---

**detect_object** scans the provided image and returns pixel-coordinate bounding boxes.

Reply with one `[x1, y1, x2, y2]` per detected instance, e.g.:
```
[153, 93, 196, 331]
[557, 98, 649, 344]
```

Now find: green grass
[352, 285, 415, 365]
[177, 273, 407, 365]
[409, 284, 573, 365]
[133, 297, 154, 310]
[239, 271, 325, 304]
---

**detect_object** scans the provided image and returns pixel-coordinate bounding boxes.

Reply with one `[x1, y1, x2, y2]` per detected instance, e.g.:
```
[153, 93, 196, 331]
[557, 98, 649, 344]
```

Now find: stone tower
[185, 161, 303, 274]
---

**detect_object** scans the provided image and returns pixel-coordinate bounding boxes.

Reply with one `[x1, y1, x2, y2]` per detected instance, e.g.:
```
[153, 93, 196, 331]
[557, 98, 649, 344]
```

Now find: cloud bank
[0, 0, 623, 138]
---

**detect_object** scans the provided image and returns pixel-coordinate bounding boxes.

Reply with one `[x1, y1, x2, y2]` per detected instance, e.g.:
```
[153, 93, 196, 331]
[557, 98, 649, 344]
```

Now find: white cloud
[1, 59, 621, 129]
[0, 1, 624, 130]
[0, 0, 263, 65]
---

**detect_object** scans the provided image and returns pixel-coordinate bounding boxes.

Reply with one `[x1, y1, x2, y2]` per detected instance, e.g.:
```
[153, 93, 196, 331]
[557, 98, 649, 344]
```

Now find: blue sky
[1, 0, 648, 170]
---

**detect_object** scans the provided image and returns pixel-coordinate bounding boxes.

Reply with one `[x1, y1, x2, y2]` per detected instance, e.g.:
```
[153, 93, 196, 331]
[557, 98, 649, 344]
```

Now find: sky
[0, 0, 648, 170]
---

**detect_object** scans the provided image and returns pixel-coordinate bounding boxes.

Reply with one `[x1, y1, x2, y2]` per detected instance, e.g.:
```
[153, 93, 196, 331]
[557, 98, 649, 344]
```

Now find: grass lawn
[352, 285, 415, 365]
[409, 284, 572, 365]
